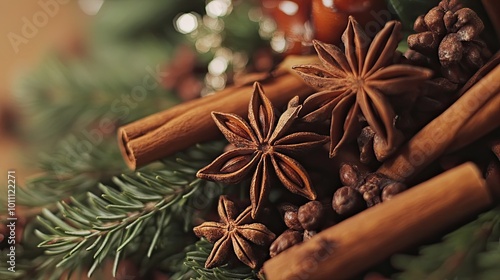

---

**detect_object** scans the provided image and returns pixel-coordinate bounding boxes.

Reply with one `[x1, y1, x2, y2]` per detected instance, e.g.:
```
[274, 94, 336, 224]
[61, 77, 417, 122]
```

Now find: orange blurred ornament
[261, 0, 313, 54]
[312, 0, 389, 45]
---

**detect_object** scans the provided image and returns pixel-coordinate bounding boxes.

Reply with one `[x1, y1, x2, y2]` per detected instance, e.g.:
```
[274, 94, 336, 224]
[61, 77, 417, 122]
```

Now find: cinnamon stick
[263, 163, 491, 280]
[118, 56, 318, 170]
[120, 85, 243, 143]
[377, 65, 500, 182]
[447, 91, 500, 152]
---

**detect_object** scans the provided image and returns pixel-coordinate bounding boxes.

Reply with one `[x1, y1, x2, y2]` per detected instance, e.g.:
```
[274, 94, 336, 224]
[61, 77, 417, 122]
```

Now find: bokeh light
[208, 56, 229, 75]
[175, 13, 199, 34]
[271, 33, 287, 53]
[78, 0, 104, 15]
[278, 1, 299, 16]
[206, 0, 232, 18]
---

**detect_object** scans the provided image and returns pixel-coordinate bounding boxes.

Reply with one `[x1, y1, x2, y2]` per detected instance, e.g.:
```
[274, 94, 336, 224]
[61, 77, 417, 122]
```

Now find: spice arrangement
[113, 0, 500, 278]
[5, 0, 499, 279]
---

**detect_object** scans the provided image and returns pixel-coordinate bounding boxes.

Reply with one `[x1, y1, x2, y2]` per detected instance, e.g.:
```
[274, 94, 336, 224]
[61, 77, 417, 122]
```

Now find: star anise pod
[193, 195, 276, 269]
[197, 82, 328, 218]
[293, 17, 433, 161]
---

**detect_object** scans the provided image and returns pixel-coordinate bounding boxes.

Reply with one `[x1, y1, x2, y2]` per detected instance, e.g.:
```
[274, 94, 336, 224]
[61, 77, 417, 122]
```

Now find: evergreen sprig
[393, 207, 500, 279]
[16, 136, 126, 209]
[15, 52, 178, 145]
[170, 239, 259, 280]
[30, 142, 227, 278]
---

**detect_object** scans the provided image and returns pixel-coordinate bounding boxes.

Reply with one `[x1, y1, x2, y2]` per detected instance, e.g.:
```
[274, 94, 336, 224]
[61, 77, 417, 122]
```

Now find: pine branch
[169, 239, 259, 280]
[15, 136, 126, 209]
[16, 52, 179, 145]
[393, 208, 500, 279]
[32, 142, 227, 278]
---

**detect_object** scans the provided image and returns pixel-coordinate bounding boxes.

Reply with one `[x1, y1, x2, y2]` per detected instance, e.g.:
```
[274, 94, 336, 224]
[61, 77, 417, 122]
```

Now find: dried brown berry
[358, 174, 385, 207]
[373, 131, 405, 162]
[382, 182, 407, 201]
[332, 186, 366, 217]
[439, 33, 463, 67]
[339, 164, 360, 187]
[303, 230, 317, 241]
[408, 31, 440, 55]
[284, 210, 303, 231]
[425, 7, 446, 35]
[355, 173, 407, 206]
[269, 230, 303, 258]
[297, 201, 324, 230]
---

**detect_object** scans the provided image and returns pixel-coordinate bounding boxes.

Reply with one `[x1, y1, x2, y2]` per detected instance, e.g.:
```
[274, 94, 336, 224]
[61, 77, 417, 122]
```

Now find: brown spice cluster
[332, 163, 406, 217]
[195, 17, 417, 270]
[192, 1, 496, 271]
[269, 201, 332, 258]
[407, 0, 491, 84]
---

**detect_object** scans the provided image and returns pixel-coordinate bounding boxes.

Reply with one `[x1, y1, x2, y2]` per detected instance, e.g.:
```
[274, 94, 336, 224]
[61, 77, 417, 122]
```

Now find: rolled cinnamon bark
[118, 83, 249, 169]
[263, 163, 492, 280]
[120, 85, 241, 143]
[448, 91, 500, 152]
[378, 65, 500, 182]
[118, 57, 317, 170]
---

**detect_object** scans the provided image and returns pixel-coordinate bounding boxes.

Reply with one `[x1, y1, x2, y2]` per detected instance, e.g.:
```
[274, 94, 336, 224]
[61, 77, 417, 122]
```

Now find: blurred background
[0, 0, 397, 186]
[0, 1, 275, 278]
[0, 0, 276, 186]
[0, 1, 88, 183]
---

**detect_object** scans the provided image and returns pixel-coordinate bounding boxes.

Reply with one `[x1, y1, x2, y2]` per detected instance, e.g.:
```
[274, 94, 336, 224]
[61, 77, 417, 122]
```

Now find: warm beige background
[0, 0, 89, 183]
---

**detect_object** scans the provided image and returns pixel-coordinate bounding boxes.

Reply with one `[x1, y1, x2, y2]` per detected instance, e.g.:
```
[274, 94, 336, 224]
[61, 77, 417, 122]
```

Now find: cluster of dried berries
[269, 201, 333, 258]
[406, 0, 491, 85]
[332, 163, 406, 217]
